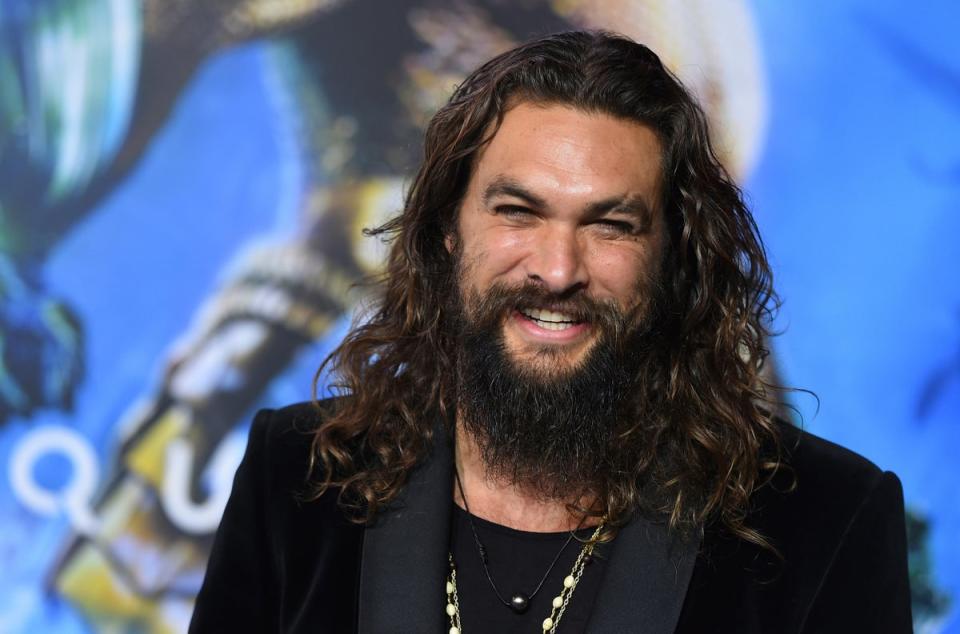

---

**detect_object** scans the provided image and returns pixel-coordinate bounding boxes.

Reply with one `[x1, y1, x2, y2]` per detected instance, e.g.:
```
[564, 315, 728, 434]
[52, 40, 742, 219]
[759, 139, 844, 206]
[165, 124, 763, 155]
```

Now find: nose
[526, 225, 589, 294]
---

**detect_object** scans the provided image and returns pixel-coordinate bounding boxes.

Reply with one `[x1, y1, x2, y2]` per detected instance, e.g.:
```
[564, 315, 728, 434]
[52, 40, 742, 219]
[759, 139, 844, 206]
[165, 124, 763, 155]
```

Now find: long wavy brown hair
[309, 31, 786, 548]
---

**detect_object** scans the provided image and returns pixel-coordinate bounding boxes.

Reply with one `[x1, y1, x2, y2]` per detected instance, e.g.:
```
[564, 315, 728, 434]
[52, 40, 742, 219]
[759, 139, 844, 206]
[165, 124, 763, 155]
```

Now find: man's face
[452, 102, 667, 378]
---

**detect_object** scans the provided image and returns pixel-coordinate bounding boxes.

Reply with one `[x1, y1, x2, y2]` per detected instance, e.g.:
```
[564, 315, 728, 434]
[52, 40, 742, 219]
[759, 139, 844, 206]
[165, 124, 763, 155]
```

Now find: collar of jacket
[356, 417, 700, 633]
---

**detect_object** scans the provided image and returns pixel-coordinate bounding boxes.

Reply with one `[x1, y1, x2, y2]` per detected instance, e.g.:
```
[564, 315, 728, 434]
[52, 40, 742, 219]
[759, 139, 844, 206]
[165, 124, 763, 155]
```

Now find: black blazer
[190, 401, 912, 633]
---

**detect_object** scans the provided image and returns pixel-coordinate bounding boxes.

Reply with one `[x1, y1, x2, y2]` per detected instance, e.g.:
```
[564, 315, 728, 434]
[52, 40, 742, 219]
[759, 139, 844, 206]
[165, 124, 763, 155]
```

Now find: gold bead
[446, 603, 456, 616]
[552, 596, 563, 608]
[542, 617, 554, 630]
[449, 628, 460, 634]
[446, 581, 454, 594]
[563, 575, 575, 588]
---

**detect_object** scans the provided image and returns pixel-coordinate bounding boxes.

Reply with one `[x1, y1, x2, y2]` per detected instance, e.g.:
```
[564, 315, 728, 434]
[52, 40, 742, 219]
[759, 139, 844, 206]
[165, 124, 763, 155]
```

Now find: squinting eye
[495, 205, 535, 218]
[596, 220, 636, 234]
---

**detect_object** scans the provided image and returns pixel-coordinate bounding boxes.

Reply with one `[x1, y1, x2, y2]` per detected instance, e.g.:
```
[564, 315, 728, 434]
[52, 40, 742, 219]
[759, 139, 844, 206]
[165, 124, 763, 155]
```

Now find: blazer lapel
[585, 515, 700, 634]
[357, 426, 454, 634]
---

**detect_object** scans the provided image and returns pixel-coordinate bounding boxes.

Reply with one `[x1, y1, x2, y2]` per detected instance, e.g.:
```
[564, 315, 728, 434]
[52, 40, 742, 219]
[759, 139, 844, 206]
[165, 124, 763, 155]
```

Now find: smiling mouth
[518, 308, 584, 331]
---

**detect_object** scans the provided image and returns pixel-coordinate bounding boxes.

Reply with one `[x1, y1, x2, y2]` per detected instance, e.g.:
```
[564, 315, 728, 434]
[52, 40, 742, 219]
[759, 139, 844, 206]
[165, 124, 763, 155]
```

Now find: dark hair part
[310, 30, 785, 549]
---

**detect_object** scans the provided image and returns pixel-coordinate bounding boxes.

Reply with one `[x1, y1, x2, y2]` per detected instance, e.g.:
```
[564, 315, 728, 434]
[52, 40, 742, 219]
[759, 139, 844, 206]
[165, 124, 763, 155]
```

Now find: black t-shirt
[448, 505, 609, 633]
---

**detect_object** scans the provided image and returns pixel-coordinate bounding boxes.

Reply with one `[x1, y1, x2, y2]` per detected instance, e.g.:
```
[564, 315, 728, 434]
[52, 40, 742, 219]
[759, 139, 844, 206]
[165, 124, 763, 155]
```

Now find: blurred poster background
[0, 0, 956, 632]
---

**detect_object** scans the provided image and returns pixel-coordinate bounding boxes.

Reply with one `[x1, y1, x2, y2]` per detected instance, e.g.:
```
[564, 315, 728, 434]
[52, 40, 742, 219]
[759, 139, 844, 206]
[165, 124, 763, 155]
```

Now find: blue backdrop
[0, 1, 956, 632]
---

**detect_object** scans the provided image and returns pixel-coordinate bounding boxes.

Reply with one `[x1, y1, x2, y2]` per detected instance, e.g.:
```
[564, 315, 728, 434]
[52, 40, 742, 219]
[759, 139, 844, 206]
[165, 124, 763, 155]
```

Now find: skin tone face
[451, 101, 668, 377]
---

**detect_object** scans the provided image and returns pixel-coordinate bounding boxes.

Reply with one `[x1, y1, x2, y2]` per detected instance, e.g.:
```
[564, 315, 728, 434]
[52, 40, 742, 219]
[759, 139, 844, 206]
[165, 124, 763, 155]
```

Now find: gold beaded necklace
[445, 522, 604, 634]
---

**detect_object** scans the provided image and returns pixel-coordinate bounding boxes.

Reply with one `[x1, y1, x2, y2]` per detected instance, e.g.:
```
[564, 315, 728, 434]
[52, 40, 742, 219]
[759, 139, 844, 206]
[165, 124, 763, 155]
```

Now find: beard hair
[450, 269, 664, 501]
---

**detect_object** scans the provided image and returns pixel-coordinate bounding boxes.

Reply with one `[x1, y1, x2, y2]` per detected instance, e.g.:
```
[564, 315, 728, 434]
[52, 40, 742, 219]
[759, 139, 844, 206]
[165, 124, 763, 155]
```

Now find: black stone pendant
[510, 593, 530, 613]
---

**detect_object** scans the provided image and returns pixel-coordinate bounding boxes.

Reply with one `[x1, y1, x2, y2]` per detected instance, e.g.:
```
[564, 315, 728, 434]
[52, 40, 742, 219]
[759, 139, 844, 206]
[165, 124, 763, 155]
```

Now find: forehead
[471, 102, 663, 205]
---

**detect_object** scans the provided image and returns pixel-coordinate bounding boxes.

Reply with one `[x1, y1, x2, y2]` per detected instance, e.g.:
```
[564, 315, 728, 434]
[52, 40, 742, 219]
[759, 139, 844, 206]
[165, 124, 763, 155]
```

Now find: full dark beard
[451, 281, 661, 500]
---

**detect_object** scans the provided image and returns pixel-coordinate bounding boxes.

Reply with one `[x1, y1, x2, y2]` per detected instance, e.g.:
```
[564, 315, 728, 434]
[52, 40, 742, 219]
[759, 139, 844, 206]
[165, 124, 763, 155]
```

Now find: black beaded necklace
[453, 469, 586, 614]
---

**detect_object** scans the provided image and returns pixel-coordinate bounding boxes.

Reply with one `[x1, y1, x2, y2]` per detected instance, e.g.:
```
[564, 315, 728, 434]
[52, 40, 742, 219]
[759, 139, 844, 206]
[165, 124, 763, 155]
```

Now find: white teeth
[525, 308, 575, 323]
[538, 320, 573, 331]
[521, 308, 578, 330]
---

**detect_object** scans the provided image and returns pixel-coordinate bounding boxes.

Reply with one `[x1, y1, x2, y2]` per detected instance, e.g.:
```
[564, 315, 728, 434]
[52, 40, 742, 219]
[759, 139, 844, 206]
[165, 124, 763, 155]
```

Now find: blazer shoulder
[773, 420, 887, 502]
[750, 421, 905, 573]
[680, 422, 910, 633]
[258, 396, 343, 442]
[250, 397, 347, 487]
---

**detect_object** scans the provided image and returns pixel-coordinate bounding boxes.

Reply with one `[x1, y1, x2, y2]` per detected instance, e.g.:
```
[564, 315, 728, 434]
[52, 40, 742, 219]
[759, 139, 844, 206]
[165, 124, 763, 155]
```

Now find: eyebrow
[481, 176, 548, 209]
[584, 194, 653, 228]
[481, 175, 654, 229]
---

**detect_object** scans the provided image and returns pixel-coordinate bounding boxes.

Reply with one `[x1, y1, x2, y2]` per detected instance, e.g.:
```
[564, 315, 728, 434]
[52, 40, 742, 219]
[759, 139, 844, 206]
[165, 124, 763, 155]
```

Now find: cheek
[589, 246, 655, 303]
[463, 229, 532, 282]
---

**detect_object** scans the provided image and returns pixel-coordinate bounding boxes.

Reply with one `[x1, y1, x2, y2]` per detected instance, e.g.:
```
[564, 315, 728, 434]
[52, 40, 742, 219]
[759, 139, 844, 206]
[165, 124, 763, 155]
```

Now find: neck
[454, 421, 599, 533]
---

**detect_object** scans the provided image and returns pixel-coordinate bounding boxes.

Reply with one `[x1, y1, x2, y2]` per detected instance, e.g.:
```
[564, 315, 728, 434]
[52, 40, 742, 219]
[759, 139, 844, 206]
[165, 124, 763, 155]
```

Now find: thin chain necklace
[446, 524, 603, 634]
[449, 469, 604, 633]
[454, 469, 585, 613]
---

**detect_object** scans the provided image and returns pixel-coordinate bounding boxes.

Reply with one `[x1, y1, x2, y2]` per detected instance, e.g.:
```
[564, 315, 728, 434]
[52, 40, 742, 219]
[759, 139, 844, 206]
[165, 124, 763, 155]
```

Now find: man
[190, 31, 912, 633]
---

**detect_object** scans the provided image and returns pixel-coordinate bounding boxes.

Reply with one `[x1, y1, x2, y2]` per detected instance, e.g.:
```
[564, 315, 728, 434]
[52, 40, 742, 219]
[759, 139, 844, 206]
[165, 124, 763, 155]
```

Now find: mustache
[463, 282, 623, 326]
